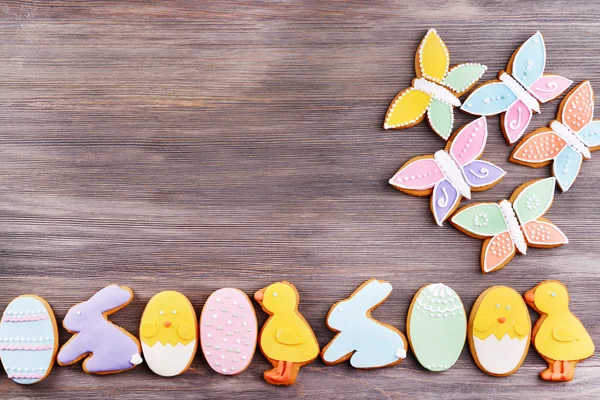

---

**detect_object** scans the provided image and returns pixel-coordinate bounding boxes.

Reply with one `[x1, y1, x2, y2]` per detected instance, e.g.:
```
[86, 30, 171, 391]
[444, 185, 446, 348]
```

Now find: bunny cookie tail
[130, 353, 144, 365]
[395, 348, 407, 359]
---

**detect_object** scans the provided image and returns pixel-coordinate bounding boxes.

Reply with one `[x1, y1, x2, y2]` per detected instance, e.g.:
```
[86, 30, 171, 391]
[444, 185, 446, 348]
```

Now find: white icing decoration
[499, 200, 528, 255]
[468, 167, 489, 179]
[499, 72, 540, 113]
[473, 334, 528, 375]
[550, 120, 591, 158]
[414, 78, 461, 107]
[434, 150, 471, 198]
[508, 105, 523, 130]
[437, 187, 449, 207]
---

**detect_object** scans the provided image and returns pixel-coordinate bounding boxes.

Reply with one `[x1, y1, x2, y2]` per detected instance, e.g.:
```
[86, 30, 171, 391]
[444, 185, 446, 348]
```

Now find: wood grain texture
[0, 1, 599, 398]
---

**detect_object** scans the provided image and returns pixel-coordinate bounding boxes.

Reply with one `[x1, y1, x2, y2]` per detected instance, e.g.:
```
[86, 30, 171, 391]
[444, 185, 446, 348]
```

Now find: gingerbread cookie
[200, 288, 257, 375]
[140, 291, 197, 377]
[524, 281, 594, 382]
[57, 285, 143, 374]
[321, 279, 407, 369]
[0, 295, 59, 384]
[389, 117, 505, 226]
[451, 177, 568, 273]
[407, 284, 466, 372]
[384, 28, 487, 140]
[511, 81, 600, 191]
[461, 32, 572, 145]
[254, 282, 319, 385]
[469, 286, 531, 376]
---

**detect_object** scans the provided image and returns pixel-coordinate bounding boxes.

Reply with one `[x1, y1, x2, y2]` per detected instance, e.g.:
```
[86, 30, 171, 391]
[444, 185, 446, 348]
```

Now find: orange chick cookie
[254, 282, 319, 386]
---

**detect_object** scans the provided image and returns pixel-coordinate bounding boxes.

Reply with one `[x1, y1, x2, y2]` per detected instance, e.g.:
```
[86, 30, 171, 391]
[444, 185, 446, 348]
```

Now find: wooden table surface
[0, 1, 599, 398]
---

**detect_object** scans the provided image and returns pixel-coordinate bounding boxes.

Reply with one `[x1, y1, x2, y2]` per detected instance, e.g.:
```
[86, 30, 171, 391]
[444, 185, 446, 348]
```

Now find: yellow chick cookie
[469, 286, 531, 376]
[139, 291, 198, 377]
[254, 282, 319, 385]
[525, 281, 595, 382]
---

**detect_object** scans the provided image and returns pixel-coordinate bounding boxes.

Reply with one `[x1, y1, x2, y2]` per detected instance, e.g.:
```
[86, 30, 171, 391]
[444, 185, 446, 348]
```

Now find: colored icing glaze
[442, 63, 487, 94]
[432, 179, 459, 227]
[389, 158, 443, 191]
[553, 145, 583, 192]
[434, 150, 470, 198]
[512, 177, 555, 225]
[525, 281, 594, 364]
[550, 121, 591, 158]
[427, 98, 453, 139]
[322, 279, 407, 369]
[451, 203, 508, 237]
[522, 221, 568, 246]
[413, 78, 460, 107]
[449, 117, 487, 167]
[499, 200, 527, 255]
[512, 131, 567, 162]
[140, 291, 197, 377]
[577, 121, 600, 148]
[503, 99, 533, 144]
[461, 82, 515, 116]
[384, 88, 432, 129]
[0, 296, 58, 384]
[461, 160, 506, 189]
[561, 81, 593, 133]
[512, 32, 546, 90]
[57, 285, 143, 374]
[200, 288, 257, 375]
[529, 76, 573, 103]
[418, 29, 449, 83]
[499, 72, 540, 113]
[483, 231, 515, 273]
[408, 284, 466, 372]
[470, 286, 531, 375]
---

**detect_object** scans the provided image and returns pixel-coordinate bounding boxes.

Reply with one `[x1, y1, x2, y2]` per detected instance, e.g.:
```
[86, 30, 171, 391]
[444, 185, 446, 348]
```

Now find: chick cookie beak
[524, 291, 535, 305]
[164, 321, 172, 327]
[254, 289, 265, 303]
[497, 317, 506, 324]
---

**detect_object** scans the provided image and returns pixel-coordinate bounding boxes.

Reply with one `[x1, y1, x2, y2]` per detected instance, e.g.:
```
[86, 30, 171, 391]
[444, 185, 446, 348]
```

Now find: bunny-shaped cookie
[321, 279, 407, 368]
[57, 285, 143, 374]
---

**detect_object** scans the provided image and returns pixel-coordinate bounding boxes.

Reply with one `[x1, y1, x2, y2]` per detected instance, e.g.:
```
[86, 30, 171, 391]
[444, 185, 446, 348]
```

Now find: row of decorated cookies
[0, 280, 594, 385]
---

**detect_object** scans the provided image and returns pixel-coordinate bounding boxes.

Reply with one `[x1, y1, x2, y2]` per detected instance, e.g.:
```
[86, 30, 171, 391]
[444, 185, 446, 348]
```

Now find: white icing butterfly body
[413, 78, 461, 107]
[433, 150, 471, 199]
[550, 121, 591, 159]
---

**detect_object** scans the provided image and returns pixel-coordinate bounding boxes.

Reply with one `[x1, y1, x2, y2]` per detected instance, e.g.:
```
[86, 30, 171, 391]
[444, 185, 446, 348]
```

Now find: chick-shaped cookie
[254, 282, 319, 385]
[469, 286, 531, 376]
[140, 291, 198, 377]
[525, 281, 594, 382]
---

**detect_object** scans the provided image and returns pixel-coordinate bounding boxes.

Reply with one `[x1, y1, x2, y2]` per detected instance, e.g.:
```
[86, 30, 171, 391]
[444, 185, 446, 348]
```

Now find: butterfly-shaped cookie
[383, 29, 487, 140]
[450, 177, 567, 274]
[389, 117, 505, 226]
[510, 81, 600, 192]
[461, 32, 572, 145]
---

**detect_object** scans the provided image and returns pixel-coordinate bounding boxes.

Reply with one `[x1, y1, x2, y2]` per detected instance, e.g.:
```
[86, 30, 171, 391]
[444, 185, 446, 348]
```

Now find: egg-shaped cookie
[200, 288, 257, 375]
[140, 291, 198, 377]
[0, 295, 59, 384]
[469, 286, 531, 376]
[407, 283, 466, 371]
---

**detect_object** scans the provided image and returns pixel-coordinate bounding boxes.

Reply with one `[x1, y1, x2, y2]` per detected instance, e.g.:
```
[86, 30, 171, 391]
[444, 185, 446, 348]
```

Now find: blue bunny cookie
[321, 279, 407, 369]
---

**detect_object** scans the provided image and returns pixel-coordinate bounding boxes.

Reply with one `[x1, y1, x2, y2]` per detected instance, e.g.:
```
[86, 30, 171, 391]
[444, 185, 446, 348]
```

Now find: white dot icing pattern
[415, 284, 464, 314]
[200, 289, 257, 375]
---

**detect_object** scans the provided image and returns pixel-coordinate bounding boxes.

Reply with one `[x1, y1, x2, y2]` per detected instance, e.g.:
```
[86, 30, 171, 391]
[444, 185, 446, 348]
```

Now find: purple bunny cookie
[57, 285, 143, 374]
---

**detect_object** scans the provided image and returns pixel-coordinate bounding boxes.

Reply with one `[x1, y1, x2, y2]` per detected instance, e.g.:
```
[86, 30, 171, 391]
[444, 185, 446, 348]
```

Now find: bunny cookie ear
[87, 285, 134, 314]
[351, 279, 394, 310]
